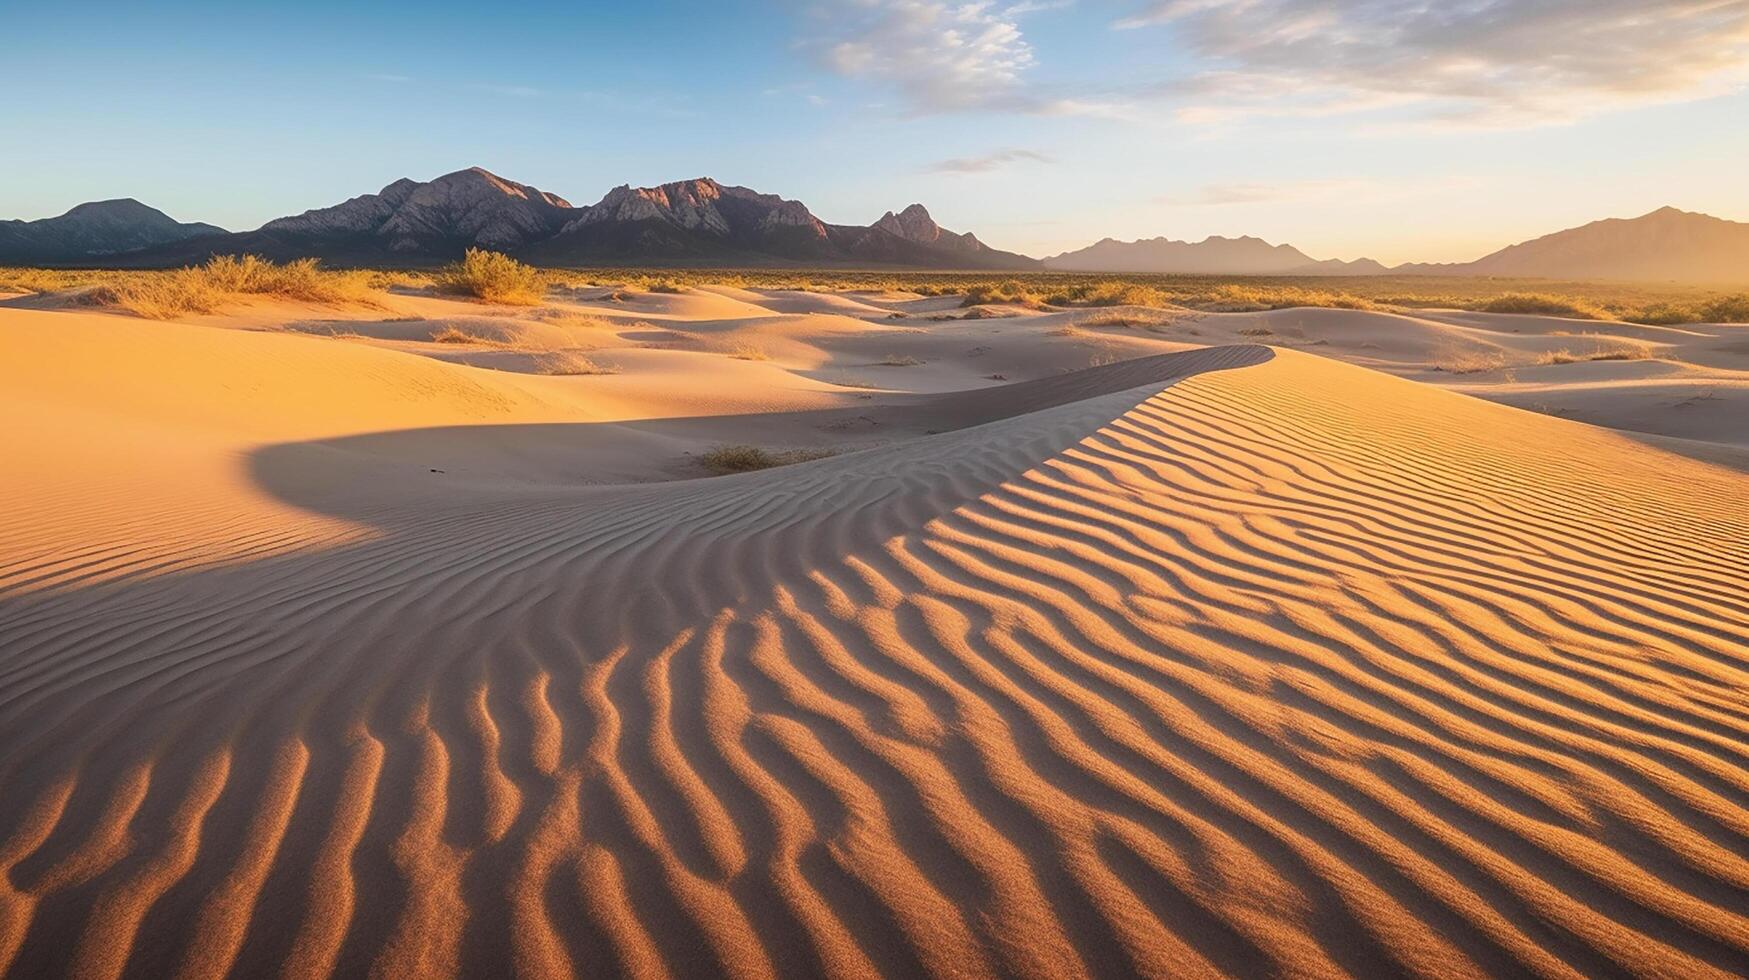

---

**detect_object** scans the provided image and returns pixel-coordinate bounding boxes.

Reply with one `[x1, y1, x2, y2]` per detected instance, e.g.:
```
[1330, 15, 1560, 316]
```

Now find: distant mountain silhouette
[0, 199, 224, 263]
[1394, 207, 1749, 282]
[88, 168, 575, 267]
[7, 176, 1744, 283]
[523, 178, 1036, 269]
[54, 169, 1035, 270]
[1043, 235, 1387, 276]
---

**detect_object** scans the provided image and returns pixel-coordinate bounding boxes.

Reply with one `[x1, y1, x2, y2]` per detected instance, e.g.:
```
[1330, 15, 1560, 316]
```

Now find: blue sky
[5, 0, 1747, 263]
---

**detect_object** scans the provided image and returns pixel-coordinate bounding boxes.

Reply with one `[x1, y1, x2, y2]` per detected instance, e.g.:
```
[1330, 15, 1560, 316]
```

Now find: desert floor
[2, 284, 1748, 978]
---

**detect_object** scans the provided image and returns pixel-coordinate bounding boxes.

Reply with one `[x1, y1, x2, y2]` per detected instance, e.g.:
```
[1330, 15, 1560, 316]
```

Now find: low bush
[438, 248, 544, 305]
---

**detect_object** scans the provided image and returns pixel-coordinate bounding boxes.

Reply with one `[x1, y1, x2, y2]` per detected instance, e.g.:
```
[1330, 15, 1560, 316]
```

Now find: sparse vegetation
[1536, 339, 1653, 365]
[1432, 348, 1510, 374]
[699, 444, 835, 474]
[7, 262, 1747, 326]
[439, 248, 544, 305]
[1237, 327, 1275, 337]
[727, 342, 770, 361]
[77, 255, 377, 319]
[878, 353, 924, 366]
[1078, 312, 1161, 328]
[1478, 292, 1609, 319]
[531, 351, 618, 375]
[431, 325, 486, 344]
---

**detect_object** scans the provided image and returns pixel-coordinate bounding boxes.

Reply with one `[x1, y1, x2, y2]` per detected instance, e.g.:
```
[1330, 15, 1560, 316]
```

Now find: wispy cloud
[465, 82, 545, 99]
[1118, 0, 1749, 129]
[925, 147, 1053, 173]
[1157, 175, 1484, 207]
[365, 72, 412, 84]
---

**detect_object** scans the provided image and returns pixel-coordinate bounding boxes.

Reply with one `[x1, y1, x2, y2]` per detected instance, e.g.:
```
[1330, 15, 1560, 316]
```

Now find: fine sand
[2, 285, 1748, 977]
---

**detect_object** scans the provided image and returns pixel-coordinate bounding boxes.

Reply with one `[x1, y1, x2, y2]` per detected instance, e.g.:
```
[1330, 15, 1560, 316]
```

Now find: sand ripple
[3, 345, 1748, 978]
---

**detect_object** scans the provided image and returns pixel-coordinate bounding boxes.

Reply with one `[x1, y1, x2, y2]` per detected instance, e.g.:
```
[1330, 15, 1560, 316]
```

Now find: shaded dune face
[3, 347, 1749, 978]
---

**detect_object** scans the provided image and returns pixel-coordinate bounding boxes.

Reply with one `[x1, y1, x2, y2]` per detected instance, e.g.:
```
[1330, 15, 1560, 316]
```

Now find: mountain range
[3, 168, 1745, 283]
[42, 168, 1033, 271]
[0, 199, 225, 264]
[1042, 236, 1389, 276]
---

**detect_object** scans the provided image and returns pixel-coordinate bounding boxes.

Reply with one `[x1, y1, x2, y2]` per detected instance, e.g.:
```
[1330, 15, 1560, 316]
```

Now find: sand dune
[3, 288, 1749, 977]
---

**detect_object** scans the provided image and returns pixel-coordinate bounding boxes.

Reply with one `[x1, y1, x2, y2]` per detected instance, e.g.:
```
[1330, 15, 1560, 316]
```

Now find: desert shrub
[878, 353, 924, 366]
[648, 280, 687, 294]
[439, 248, 544, 305]
[962, 279, 1046, 307]
[1697, 294, 1749, 323]
[727, 342, 769, 361]
[1236, 326, 1274, 337]
[0, 268, 83, 293]
[699, 445, 834, 474]
[1478, 292, 1607, 319]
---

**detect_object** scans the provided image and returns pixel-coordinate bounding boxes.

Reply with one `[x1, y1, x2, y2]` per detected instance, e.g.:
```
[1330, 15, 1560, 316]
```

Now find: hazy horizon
[6, 0, 1748, 265]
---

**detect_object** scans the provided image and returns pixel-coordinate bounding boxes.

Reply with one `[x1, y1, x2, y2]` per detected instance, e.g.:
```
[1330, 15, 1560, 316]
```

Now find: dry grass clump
[438, 248, 544, 305]
[1078, 312, 1162, 328]
[1236, 326, 1275, 337]
[1537, 339, 1653, 364]
[699, 444, 835, 474]
[878, 353, 924, 366]
[647, 280, 688, 294]
[959, 306, 1016, 320]
[727, 342, 770, 361]
[531, 351, 618, 375]
[84, 255, 376, 319]
[1432, 348, 1510, 374]
[1051, 324, 1087, 337]
[431, 326, 487, 344]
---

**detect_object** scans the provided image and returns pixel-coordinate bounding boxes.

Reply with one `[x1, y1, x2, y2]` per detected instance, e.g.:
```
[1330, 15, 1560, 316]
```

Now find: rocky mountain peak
[261, 167, 572, 251]
[874, 204, 943, 245]
[565, 178, 825, 238]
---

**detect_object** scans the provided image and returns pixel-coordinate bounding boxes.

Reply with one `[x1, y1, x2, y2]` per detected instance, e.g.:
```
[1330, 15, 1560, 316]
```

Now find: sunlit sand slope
[2, 343, 1748, 978]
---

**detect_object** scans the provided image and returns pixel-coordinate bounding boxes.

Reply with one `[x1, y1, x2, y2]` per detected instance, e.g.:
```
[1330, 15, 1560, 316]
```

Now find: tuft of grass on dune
[531, 350, 619, 375]
[699, 444, 835, 474]
[438, 248, 545, 305]
[1537, 339, 1653, 365]
[80, 255, 378, 319]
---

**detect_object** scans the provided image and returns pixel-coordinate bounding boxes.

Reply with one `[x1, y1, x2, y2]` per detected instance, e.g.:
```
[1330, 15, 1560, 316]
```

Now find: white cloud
[925, 147, 1053, 172]
[814, 1, 1039, 110]
[1119, 0, 1749, 128]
